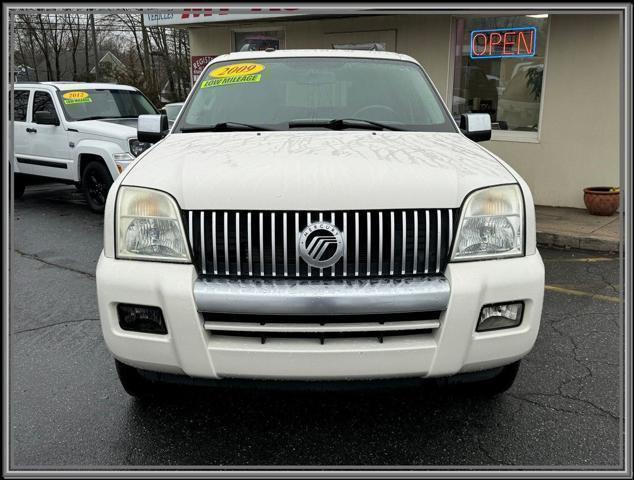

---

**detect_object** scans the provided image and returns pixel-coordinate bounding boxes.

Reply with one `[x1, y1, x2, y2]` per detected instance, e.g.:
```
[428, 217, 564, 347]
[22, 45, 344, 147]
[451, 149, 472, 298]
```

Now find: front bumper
[96, 251, 544, 380]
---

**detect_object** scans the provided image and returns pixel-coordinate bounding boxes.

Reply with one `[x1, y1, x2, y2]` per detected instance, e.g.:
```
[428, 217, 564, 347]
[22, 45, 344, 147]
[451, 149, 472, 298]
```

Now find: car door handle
[26, 128, 37, 133]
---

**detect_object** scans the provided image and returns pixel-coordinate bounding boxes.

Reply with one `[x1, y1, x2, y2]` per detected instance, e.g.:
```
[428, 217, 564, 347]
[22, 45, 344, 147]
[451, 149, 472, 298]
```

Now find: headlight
[129, 138, 152, 157]
[451, 184, 524, 261]
[116, 186, 190, 262]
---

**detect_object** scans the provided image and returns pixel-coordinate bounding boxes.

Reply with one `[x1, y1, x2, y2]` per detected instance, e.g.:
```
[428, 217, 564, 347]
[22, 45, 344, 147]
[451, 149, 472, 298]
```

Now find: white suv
[97, 50, 545, 397]
[11, 82, 158, 212]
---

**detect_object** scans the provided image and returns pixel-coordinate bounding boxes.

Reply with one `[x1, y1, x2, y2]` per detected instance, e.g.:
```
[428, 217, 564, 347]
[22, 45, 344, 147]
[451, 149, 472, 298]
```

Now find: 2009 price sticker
[62, 91, 92, 105]
[209, 63, 265, 78]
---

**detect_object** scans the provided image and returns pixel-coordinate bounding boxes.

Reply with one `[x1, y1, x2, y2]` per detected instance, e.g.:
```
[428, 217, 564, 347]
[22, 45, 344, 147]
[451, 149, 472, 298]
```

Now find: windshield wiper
[180, 122, 272, 133]
[77, 116, 114, 121]
[288, 118, 403, 131]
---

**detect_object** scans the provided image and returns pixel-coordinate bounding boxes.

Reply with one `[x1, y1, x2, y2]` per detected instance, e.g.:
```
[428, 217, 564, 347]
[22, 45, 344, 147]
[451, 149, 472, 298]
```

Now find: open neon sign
[470, 27, 537, 59]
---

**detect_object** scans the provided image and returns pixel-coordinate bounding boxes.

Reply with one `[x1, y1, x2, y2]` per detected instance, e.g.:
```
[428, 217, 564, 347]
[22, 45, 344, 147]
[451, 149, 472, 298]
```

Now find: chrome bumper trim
[193, 276, 450, 315]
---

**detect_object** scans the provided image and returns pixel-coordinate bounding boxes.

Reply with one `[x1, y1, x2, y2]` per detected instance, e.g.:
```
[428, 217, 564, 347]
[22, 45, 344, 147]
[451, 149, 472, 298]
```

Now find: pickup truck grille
[182, 209, 458, 279]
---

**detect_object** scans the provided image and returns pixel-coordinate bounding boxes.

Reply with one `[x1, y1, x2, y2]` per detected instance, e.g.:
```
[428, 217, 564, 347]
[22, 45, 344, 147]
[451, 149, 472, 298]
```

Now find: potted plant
[583, 186, 620, 216]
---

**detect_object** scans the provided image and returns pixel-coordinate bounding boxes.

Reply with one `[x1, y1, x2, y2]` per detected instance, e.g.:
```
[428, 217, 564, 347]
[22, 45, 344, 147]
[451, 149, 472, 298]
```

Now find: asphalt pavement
[9, 183, 623, 469]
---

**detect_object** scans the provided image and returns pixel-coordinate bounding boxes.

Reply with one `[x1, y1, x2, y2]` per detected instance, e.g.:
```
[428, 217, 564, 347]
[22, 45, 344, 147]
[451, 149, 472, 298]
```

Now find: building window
[451, 15, 549, 139]
[233, 30, 285, 52]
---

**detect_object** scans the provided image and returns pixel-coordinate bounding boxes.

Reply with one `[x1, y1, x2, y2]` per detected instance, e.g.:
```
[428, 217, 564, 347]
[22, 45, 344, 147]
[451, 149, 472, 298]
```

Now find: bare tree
[18, 14, 53, 80]
[65, 14, 82, 80]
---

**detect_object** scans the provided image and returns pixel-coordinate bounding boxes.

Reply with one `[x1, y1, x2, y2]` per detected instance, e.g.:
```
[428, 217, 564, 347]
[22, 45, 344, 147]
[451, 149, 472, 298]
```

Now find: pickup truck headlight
[129, 138, 152, 157]
[116, 186, 190, 262]
[451, 184, 524, 261]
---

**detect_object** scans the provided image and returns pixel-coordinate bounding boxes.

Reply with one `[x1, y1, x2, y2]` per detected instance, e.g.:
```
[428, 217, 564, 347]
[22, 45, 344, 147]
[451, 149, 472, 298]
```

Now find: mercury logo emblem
[298, 222, 344, 269]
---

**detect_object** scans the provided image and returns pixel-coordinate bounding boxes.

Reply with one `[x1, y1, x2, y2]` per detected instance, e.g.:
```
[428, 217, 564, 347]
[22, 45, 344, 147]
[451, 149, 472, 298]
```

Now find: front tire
[115, 360, 160, 399]
[14, 174, 26, 199]
[470, 361, 521, 396]
[82, 161, 113, 213]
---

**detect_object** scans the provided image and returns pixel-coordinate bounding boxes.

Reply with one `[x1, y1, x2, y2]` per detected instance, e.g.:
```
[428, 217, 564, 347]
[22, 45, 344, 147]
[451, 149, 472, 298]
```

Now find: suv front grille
[182, 209, 458, 279]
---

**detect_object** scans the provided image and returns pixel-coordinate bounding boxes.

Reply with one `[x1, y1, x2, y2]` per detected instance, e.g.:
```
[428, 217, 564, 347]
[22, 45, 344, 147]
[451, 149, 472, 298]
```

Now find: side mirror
[460, 113, 491, 142]
[33, 110, 60, 126]
[137, 114, 169, 143]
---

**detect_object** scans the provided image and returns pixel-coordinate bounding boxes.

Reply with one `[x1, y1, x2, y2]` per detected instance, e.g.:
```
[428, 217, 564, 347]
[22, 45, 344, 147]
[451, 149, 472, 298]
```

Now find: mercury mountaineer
[96, 49, 545, 397]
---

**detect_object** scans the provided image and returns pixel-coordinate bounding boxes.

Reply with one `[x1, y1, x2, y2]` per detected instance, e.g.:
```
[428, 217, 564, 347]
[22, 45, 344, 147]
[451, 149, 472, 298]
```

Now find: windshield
[57, 89, 158, 121]
[176, 57, 456, 132]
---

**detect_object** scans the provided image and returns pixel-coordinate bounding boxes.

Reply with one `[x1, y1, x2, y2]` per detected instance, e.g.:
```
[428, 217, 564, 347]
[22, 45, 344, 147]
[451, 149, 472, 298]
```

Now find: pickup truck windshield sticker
[201, 74, 262, 88]
[201, 63, 265, 88]
[62, 91, 92, 105]
[209, 63, 265, 78]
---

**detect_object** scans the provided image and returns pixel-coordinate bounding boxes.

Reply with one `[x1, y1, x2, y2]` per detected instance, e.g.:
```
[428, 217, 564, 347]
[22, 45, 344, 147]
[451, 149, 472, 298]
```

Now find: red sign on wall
[191, 55, 216, 82]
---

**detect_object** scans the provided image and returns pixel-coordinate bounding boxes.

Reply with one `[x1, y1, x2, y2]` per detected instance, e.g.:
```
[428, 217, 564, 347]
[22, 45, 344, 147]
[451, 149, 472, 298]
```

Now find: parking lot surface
[10, 184, 623, 468]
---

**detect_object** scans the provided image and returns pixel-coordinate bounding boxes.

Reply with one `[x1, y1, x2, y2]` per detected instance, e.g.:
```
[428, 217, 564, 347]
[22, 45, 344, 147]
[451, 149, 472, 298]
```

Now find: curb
[537, 231, 619, 253]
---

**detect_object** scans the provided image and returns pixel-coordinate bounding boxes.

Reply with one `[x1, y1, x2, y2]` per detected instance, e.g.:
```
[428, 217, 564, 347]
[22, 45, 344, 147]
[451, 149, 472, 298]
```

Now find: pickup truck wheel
[470, 360, 521, 396]
[115, 360, 160, 399]
[82, 161, 113, 213]
[14, 175, 26, 199]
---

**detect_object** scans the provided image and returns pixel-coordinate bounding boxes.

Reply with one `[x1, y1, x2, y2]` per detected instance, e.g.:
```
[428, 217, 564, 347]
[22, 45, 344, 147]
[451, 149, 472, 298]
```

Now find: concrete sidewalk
[535, 205, 620, 253]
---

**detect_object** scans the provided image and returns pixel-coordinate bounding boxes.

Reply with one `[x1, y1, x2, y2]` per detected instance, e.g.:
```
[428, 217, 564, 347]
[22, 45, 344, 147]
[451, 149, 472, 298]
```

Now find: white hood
[72, 118, 138, 139]
[122, 131, 516, 210]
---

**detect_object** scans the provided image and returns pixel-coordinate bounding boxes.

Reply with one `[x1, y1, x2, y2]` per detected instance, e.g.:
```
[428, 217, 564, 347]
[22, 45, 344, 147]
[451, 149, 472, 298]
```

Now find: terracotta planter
[583, 187, 620, 216]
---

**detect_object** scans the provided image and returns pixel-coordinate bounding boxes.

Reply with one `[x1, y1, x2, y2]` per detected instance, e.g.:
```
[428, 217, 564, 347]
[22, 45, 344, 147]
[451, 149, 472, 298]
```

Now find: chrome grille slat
[424, 210, 430, 274]
[354, 211, 359, 277]
[283, 212, 288, 277]
[413, 211, 418, 275]
[378, 212, 383, 276]
[343, 212, 348, 277]
[211, 212, 218, 275]
[223, 212, 229, 275]
[259, 212, 264, 276]
[295, 212, 300, 277]
[271, 212, 276, 277]
[319, 213, 323, 277]
[185, 208, 456, 279]
[448, 209, 453, 256]
[331, 212, 336, 277]
[436, 209, 442, 274]
[401, 211, 407, 275]
[366, 212, 372, 276]
[307, 212, 312, 277]
[247, 212, 253, 276]
[200, 212, 206, 274]
[389, 211, 395, 276]
[235, 212, 241, 276]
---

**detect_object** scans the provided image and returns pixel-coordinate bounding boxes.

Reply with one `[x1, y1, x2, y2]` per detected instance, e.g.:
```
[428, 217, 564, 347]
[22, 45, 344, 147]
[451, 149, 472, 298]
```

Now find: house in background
[89, 51, 127, 83]
[16, 49, 127, 83]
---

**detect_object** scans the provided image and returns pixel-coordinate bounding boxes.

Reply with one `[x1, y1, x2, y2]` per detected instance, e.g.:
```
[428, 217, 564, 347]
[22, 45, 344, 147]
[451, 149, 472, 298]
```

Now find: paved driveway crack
[14, 249, 96, 279]
[12, 318, 100, 335]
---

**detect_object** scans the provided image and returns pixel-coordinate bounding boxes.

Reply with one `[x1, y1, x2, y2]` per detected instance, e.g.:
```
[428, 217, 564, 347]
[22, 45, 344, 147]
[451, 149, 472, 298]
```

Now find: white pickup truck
[97, 50, 545, 398]
[11, 82, 159, 212]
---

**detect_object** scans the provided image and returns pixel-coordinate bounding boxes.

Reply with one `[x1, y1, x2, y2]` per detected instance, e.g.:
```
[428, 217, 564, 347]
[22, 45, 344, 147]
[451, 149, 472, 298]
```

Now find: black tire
[115, 359, 160, 399]
[82, 160, 113, 213]
[14, 174, 26, 199]
[469, 360, 521, 396]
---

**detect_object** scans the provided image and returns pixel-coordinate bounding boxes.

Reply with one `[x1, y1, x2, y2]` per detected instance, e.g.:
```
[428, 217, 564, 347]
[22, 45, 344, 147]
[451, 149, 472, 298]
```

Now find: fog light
[476, 302, 524, 332]
[117, 304, 167, 334]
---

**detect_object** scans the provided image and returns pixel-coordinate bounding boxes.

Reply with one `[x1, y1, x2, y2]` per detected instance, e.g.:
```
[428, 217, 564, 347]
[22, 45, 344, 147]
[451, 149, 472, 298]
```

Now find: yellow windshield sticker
[201, 74, 262, 88]
[209, 63, 265, 78]
[62, 91, 92, 105]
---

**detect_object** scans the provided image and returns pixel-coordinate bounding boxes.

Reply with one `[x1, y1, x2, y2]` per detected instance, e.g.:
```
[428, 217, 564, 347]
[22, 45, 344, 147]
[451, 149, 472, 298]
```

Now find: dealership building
[145, 8, 622, 209]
